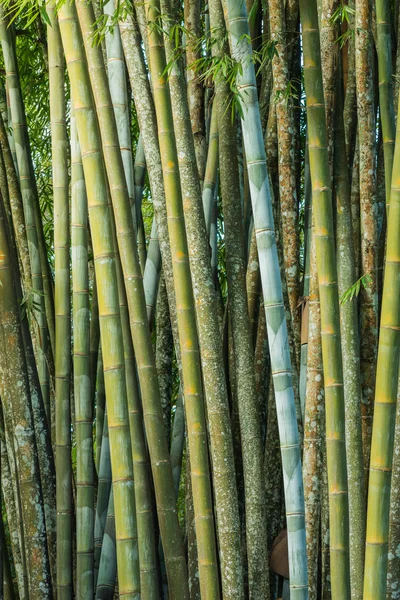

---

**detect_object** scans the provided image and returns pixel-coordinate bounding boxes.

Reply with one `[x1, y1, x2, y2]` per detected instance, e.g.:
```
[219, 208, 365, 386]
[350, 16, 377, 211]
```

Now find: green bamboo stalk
[143, 0, 220, 592]
[71, 104, 94, 599]
[133, 135, 148, 273]
[61, 3, 188, 596]
[363, 71, 400, 600]
[95, 347, 106, 474]
[0, 197, 52, 598]
[387, 379, 400, 598]
[0, 6, 51, 424]
[143, 217, 162, 325]
[299, 1, 351, 598]
[96, 487, 117, 599]
[202, 105, 218, 238]
[47, 4, 72, 598]
[58, 4, 141, 597]
[225, 0, 308, 595]
[94, 407, 112, 587]
[170, 391, 185, 499]
[104, 0, 136, 227]
[184, 0, 206, 184]
[375, 0, 395, 208]
[148, 1, 247, 594]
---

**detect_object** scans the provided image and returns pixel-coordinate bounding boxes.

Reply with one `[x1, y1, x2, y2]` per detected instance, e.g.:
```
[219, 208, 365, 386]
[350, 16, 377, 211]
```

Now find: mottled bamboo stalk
[355, 0, 379, 477]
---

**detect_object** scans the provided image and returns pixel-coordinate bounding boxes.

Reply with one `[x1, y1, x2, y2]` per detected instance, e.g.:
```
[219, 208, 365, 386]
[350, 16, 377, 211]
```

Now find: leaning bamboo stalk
[65, 3, 188, 596]
[363, 69, 400, 600]
[225, 0, 308, 595]
[71, 104, 94, 599]
[58, 4, 143, 596]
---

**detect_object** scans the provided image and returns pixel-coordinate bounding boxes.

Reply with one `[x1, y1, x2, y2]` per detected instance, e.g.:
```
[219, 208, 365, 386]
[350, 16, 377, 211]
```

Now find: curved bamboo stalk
[71, 104, 94, 599]
[363, 74, 400, 600]
[48, 4, 72, 598]
[63, 3, 188, 596]
[225, 0, 308, 595]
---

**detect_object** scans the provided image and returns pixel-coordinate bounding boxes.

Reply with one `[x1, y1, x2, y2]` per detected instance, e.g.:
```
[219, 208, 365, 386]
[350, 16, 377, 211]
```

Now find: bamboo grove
[0, 0, 400, 597]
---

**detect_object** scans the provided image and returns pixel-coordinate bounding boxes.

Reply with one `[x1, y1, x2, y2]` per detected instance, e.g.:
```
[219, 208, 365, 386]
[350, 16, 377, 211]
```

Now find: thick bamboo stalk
[299, 0, 351, 597]
[48, 4, 72, 598]
[225, 0, 308, 595]
[71, 105, 94, 599]
[363, 75, 400, 600]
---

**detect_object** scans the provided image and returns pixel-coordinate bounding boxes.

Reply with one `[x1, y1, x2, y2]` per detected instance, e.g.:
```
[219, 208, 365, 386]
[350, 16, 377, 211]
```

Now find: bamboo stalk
[225, 0, 308, 594]
[71, 104, 94, 599]
[363, 65, 400, 600]
[299, 0, 351, 597]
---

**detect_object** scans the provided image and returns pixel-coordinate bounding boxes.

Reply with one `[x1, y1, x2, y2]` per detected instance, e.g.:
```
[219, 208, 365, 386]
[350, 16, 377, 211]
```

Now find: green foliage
[20, 286, 45, 325]
[340, 273, 372, 305]
[330, 2, 355, 48]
